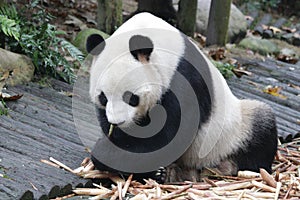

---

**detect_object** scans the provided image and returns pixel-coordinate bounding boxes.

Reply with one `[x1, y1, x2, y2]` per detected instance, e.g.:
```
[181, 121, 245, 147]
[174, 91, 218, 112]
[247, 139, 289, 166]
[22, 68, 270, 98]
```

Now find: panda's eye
[98, 92, 108, 106]
[123, 91, 139, 107]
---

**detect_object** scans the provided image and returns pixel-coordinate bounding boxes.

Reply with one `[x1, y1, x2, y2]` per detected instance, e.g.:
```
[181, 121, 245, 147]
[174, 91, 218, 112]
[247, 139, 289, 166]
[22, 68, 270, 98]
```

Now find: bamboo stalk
[83, 173, 112, 179]
[73, 188, 107, 195]
[29, 181, 38, 191]
[52, 193, 75, 200]
[237, 190, 245, 200]
[213, 181, 252, 191]
[203, 178, 218, 187]
[82, 160, 95, 172]
[49, 157, 74, 173]
[238, 170, 261, 179]
[117, 182, 123, 200]
[40, 159, 60, 168]
[259, 168, 277, 188]
[110, 175, 125, 184]
[283, 182, 294, 199]
[274, 182, 282, 200]
[156, 185, 162, 198]
[72, 166, 84, 174]
[122, 174, 133, 197]
[161, 184, 192, 200]
[110, 190, 119, 200]
[89, 191, 114, 200]
[251, 180, 276, 192]
[81, 157, 90, 167]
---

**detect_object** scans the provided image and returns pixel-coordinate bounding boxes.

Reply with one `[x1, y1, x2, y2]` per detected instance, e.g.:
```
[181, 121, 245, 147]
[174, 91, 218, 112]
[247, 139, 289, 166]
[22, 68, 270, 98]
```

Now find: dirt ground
[15, 0, 297, 62]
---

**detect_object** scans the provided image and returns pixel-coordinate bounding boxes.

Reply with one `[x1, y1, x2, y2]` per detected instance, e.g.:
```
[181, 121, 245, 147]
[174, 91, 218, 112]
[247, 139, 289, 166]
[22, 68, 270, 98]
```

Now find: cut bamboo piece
[213, 181, 252, 191]
[122, 174, 133, 197]
[259, 168, 277, 188]
[251, 180, 276, 192]
[73, 188, 107, 196]
[238, 170, 261, 179]
[49, 157, 74, 173]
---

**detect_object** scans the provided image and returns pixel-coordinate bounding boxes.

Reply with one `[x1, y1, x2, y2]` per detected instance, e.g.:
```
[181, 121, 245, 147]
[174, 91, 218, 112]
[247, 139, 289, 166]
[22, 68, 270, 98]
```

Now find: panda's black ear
[86, 34, 106, 55]
[129, 35, 153, 63]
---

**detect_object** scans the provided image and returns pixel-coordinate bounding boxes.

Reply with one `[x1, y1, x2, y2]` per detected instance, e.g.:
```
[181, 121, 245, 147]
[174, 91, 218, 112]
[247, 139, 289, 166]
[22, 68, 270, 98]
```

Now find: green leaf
[59, 38, 85, 63]
[0, 14, 20, 40]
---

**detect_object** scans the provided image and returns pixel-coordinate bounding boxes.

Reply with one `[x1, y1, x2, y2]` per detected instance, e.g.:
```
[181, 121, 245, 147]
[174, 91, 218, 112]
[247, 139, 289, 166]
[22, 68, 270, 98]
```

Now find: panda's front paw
[153, 167, 167, 183]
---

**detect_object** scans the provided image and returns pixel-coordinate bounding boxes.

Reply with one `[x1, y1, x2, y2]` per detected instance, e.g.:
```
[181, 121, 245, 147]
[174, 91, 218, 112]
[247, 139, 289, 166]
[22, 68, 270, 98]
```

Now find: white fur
[89, 13, 261, 173]
[89, 13, 185, 126]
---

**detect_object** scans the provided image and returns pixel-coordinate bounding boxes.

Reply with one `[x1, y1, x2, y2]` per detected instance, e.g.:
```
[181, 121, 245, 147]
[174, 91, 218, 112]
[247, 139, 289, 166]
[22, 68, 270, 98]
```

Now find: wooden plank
[0, 83, 90, 199]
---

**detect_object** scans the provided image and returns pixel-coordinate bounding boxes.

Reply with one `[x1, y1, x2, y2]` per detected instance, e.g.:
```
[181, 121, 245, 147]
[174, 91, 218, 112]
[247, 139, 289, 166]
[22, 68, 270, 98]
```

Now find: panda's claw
[153, 167, 167, 183]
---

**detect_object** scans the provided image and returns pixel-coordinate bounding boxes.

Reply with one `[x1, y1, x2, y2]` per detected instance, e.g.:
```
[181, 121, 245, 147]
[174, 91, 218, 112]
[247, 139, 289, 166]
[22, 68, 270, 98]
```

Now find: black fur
[95, 89, 180, 153]
[86, 34, 106, 55]
[129, 35, 154, 61]
[90, 156, 166, 183]
[92, 36, 213, 181]
[175, 36, 213, 126]
[232, 107, 278, 173]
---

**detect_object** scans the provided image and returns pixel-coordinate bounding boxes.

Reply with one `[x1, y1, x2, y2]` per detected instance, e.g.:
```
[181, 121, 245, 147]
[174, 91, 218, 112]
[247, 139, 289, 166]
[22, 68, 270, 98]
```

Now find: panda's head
[87, 34, 166, 128]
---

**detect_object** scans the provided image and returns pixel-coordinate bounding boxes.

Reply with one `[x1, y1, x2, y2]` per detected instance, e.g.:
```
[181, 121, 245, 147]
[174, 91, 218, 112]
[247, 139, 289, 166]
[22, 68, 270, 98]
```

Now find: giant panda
[86, 12, 278, 182]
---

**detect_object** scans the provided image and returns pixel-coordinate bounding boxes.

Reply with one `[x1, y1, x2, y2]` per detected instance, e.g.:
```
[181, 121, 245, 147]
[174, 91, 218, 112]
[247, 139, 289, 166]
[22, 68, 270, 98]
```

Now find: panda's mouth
[134, 112, 151, 127]
[112, 121, 126, 126]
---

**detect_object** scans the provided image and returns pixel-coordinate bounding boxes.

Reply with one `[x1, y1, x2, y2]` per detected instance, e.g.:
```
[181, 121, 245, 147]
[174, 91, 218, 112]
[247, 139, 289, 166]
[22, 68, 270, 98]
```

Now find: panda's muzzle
[111, 121, 125, 127]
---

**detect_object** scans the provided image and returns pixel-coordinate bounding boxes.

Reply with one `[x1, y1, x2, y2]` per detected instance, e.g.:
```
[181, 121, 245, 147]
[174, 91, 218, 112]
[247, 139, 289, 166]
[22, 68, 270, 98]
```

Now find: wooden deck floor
[0, 82, 90, 199]
[0, 58, 299, 199]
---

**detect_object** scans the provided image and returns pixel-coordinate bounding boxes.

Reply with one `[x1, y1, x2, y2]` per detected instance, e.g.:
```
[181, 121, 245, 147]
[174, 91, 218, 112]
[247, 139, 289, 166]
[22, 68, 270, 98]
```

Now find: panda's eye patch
[123, 91, 139, 107]
[98, 92, 108, 106]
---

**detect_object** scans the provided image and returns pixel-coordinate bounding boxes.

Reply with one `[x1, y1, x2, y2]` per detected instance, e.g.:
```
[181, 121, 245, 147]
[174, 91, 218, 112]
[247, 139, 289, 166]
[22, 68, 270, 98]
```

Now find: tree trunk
[177, 0, 197, 36]
[0, 0, 7, 48]
[206, 0, 231, 46]
[97, 0, 122, 34]
[136, 0, 176, 25]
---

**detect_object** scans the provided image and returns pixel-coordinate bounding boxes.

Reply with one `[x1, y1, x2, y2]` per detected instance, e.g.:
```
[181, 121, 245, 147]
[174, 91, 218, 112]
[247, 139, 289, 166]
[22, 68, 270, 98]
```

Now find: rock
[0, 48, 34, 87]
[292, 32, 300, 46]
[195, 0, 247, 43]
[281, 33, 294, 44]
[280, 48, 297, 58]
[73, 28, 110, 54]
[239, 37, 279, 55]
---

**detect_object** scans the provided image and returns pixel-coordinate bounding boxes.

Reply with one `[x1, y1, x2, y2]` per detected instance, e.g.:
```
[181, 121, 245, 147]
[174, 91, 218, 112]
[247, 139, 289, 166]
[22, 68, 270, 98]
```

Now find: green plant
[0, 100, 8, 116]
[261, 0, 281, 9]
[211, 60, 235, 79]
[238, 0, 281, 13]
[0, 1, 84, 83]
[0, 16, 19, 41]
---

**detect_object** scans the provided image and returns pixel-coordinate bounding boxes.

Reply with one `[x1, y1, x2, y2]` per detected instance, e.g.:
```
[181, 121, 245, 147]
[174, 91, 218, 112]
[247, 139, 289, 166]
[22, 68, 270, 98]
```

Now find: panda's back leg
[233, 102, 278, 173]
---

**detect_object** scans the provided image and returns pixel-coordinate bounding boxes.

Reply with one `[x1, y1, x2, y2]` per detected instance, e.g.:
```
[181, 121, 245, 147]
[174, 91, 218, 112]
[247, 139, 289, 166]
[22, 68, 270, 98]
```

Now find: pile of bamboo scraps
[43, 138, 300, 199]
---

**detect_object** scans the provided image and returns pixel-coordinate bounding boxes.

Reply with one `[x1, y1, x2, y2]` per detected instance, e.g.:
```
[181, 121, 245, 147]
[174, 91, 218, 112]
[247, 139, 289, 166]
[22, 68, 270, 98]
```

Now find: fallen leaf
[0, 93, 23, 101]
[263, 85, 287, 99]
[261, 24, 269, 30]
[269, 26, 282, 34]
[209, 48, 226, 61]
[282, 27, 297, 33]
[288, 84, 300, 90]
[232, 68, 252, 78]
[277, 54, 298, 64]
[194, 33, 206, 47]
